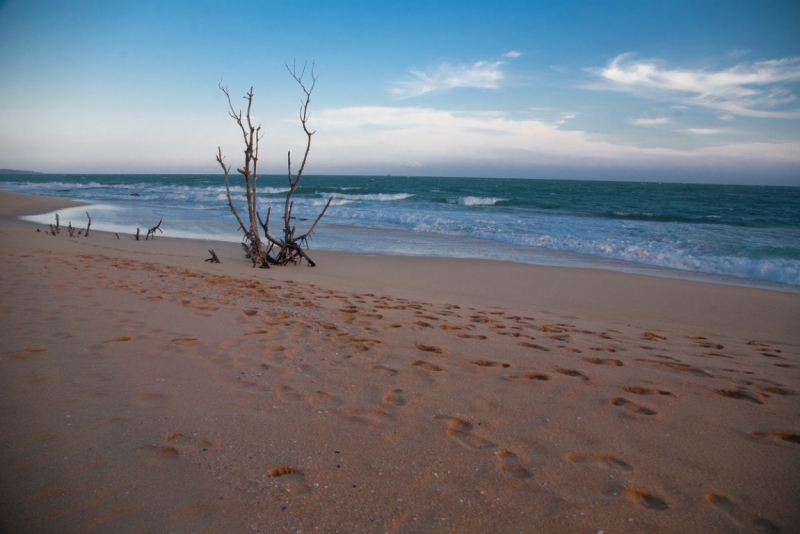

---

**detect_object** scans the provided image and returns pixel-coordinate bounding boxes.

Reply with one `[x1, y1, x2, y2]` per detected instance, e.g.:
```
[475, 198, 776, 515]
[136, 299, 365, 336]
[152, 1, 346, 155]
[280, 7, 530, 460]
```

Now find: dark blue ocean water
[2, 174, 799, 289]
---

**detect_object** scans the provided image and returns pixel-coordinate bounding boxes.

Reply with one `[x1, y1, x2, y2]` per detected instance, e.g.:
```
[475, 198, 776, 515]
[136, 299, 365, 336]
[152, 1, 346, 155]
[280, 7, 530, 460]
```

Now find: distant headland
[0, 169, 41, 174]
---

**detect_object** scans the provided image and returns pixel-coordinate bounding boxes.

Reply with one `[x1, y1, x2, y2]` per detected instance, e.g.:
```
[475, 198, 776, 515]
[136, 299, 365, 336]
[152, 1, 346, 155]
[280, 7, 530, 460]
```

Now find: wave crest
[456, 196, 505, 206]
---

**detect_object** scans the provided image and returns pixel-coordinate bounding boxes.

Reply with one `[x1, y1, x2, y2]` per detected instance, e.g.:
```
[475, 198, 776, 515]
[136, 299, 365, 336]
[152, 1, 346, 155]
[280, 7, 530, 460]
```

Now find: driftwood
[205, 249, 221, 263]
[44, 212, 91, 238]
[216, 62, 331, 268]
[135, 228, 140, 240]
[145, 217, 163, 240]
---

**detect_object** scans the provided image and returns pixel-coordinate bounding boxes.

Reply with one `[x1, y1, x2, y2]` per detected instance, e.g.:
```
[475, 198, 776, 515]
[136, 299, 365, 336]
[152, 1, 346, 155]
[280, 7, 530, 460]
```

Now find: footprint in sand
[383, 389, 406, 406]
[642, 332, 667, 341]
[446, 428, 497, 450]
[566, 452, 633, 472]
[623, 386, 674, 397]
[556, 368, 589, 381]
[171, 337, 199, 347]
[750, 431, 800, 445]
[412, 360, 442, 372]
[471, 360, 510, 368]
[137, 444, 181, 461]
[372, 365, 399, 376]
[521, 372, 550, 381]
[519, 342, 550, 351]
[495, 450, 532, 479]
[623, 488, 669, 511]
[277, 385, 303, 402]
[583, 357, 623, 366]
[269, 466, 312, 497]
[758, 386, 795, 396]
[588, 347, 617, 353]
[714, 389, 763, 405]
[415, 343, 447, 355]
[705, 493, 780, 533]
[435, 416, 497, 451]
[505, 372, 550, 382]
[104, 336, 132, 343]
[638, 359, 714, 377]
[457, 334, 488, 340]
[162, 432, 214, 454]
[610, 397, 656, 415]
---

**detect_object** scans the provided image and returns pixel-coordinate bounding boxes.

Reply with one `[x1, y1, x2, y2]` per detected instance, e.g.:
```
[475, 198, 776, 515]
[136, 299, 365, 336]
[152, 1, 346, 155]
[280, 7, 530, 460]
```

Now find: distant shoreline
[0, 169, 40, 175]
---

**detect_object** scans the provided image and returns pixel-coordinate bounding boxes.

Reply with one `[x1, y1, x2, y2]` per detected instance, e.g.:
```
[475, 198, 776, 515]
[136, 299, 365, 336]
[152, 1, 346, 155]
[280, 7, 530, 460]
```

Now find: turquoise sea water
[2, 174, 799, 291]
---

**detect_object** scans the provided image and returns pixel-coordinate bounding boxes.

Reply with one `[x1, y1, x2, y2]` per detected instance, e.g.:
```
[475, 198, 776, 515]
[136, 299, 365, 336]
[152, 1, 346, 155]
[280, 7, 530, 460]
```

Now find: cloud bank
[307, 105, 800, 175]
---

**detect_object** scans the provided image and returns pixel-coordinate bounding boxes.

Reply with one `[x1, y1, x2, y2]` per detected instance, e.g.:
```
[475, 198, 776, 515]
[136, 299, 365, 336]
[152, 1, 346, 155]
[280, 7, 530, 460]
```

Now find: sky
[0, 0, 799, 185]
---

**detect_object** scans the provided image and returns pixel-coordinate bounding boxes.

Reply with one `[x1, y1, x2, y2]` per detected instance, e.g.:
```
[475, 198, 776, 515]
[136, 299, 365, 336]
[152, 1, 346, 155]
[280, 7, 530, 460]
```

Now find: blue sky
[1, 0, 799, 184]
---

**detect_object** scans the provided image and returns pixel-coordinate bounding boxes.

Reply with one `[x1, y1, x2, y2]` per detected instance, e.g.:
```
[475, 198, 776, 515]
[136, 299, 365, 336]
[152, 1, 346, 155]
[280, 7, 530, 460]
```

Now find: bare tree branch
[217, 63, 328, 268]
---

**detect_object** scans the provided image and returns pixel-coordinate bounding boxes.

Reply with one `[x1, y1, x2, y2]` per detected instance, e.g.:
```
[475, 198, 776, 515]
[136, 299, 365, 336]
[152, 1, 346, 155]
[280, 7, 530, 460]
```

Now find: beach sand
[0, 191, 798, 533]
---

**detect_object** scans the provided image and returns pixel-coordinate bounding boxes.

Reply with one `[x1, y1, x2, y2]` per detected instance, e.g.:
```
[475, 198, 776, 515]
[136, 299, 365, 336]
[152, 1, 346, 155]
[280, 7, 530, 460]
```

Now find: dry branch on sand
[47, 212, 92, 237]
[216, 62, 331, 268]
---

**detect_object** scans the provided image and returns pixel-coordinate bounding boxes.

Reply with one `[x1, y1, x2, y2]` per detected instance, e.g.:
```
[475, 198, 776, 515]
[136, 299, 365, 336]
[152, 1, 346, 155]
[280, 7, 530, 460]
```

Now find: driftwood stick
[296, 196, 333, 244]
[145, 217, 163, 240]
[135, 228, 140, 240]
[205, 249, 221, 263]
[85, 212, 92, 237]
[55, 214, 60, 234]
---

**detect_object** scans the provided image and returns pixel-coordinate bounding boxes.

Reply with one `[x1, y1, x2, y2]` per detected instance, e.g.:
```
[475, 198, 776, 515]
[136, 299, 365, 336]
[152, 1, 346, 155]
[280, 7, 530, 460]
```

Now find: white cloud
[554, 112, 576, 125]
[719, 114, 734, 121]
[687, 128, 723, 135]
[305, 105, 800, 172]
[503, 50, 522, 59]
[591, 53, 800, 118]
[388, 55, 516, 99]
[633, 117, 672, 126]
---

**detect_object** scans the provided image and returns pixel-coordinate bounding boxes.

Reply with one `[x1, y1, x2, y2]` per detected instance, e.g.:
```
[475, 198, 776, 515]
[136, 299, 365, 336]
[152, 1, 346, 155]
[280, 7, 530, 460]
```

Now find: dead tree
[216, 84, 269, 268]
[216, 62, 331, 268]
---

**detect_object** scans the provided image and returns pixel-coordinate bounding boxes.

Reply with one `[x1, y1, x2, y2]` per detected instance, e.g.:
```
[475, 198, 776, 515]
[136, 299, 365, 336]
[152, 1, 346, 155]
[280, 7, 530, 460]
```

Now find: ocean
[2, 173, 799, 292]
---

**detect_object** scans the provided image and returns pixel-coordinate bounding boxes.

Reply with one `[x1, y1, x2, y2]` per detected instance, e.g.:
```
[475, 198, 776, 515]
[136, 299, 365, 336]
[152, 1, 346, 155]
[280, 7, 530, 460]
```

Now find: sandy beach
[0, 190, 798, 533]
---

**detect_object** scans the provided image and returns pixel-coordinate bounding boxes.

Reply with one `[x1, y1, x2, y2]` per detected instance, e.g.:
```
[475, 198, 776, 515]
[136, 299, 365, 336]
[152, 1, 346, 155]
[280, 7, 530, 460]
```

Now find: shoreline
[3, 191, 798, 337]
[1, 190, 798, 532]
[6, 181, 799, 292]
[9, 189, 800, 297]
